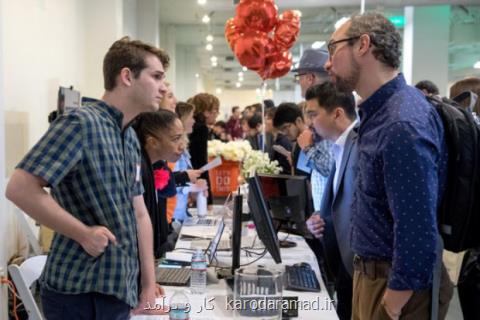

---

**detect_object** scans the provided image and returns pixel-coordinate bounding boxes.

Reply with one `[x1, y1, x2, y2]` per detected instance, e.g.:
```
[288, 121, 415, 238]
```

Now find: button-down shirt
[332, 120, 358, 194]
[304, 138, 334, 211]
[351, 74, 448, 291]
[17, 97, 144, 307]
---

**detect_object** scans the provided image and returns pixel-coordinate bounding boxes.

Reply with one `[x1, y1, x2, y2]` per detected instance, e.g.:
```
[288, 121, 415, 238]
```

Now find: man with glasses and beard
[324, 12, 453, 319]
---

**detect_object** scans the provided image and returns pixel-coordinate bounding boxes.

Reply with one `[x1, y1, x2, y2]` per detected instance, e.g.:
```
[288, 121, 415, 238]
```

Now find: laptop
[183, 192, 233, 227]
[156, 220, 226, 286]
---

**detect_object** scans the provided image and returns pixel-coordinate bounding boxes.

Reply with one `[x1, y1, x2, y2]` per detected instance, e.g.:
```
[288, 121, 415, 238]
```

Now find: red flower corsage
[154, 168, 170, 190]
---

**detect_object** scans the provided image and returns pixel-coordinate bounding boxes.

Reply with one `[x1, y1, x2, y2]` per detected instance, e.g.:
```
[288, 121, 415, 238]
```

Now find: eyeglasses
[294, 73, 308, 83]
[327, 36, 361, 56]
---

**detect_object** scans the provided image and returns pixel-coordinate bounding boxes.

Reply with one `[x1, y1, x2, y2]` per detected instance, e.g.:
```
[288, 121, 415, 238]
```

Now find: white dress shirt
[332, 120, 357, 195]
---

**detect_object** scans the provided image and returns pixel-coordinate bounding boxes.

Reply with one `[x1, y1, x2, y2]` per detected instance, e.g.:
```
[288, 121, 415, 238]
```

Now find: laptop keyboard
[156, 267, 191, 286]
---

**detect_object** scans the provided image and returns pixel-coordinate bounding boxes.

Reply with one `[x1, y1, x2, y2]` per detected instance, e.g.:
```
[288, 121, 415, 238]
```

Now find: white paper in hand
[272, 144, 291, 157]
[199, 156, 222, 172]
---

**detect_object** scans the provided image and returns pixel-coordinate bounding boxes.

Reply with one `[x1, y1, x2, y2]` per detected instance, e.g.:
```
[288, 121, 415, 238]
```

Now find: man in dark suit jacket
[304, 82, 358, 320]
[246, 113, 274, 152]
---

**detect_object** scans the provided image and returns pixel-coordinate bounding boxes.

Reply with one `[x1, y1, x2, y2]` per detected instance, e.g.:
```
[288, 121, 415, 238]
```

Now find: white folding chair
[13, 206, 43, 256]
[8, 255, 47, 320]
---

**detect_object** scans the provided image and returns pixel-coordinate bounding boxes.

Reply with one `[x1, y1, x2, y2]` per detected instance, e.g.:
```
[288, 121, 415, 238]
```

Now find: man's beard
[332, 57, 360, 93]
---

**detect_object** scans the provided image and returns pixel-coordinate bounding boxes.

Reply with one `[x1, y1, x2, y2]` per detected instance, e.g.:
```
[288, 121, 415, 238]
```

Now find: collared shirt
[351, 74, 448, 291]
[304, 138, 334, 211]
[332, 120, 358, 194]
[17, 97, 144, 307]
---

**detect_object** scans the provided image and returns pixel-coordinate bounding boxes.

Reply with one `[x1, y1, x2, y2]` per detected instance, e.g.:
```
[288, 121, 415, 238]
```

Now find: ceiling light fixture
[236, 82, 242, 88]
[242, 66, 248, 72]
[195, 73, 200, 78]
[216, 88, 223, 94]
[210, 56, 218, 62]
[202, 14, 210, 24]
[198, 0, 207, 5]
[211, 61, 218, 67]
[206, 34, 214, 42]
[311, 41, 326, 49]
[238, 71, 244, 77]
[206, 43, 213, 51]
[474, 61, 480, 69]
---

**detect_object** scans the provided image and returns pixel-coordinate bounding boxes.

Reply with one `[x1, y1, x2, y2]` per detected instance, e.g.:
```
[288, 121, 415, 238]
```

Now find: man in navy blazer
[305, 82, 358, 320]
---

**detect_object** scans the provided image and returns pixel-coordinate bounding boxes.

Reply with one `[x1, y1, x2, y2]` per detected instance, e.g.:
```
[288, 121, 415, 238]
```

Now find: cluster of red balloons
[225, 0, 301, 80]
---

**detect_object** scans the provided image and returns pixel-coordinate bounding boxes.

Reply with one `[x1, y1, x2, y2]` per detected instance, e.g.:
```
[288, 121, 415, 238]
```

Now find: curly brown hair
[187, 93, 220, 123]
[103, 36, 170, 91]
[347, 12, 401, 69]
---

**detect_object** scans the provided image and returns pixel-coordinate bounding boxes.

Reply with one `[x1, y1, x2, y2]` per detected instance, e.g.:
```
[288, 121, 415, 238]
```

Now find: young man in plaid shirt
[6, 37, 169, 319]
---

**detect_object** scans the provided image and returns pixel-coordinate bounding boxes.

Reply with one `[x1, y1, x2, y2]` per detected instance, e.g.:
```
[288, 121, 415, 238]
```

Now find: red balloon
[234, 31, 270, 71]
[226, 3, 300, 79]
[236, 0, 278, 33]
[274, 10, 301, 51]
[260, 50, 293, 80]
[225, 18, 242, 51]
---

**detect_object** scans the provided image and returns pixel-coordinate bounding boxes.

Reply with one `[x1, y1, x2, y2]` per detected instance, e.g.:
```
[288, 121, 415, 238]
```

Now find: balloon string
[260, 81, 267, 153]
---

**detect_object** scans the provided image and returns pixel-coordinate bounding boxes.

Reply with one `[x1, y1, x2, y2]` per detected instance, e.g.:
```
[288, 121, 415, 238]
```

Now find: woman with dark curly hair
[132, 109, 185, 259]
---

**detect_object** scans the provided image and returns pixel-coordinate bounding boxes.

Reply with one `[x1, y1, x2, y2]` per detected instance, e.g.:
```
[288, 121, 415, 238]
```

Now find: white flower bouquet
[207, 140, 282, 179]
[208, 140, 252, 162]
[241, 150, 282, 179]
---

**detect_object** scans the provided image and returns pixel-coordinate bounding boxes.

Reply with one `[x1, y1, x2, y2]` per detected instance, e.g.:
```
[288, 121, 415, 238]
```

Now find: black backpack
[427, 93, 480, 252]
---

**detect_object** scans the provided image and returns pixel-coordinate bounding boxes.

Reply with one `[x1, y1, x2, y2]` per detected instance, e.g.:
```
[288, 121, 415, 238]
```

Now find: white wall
[1, 1, 127, 317]
[175, 45, 204, 101]
[215, 89, 265, 119]
[0, 0, 6, 316]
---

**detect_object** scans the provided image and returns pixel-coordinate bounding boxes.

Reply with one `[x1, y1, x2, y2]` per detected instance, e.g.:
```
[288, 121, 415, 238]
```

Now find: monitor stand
[279, 239, 297, 248]
[217, 193, 243, 286]
[275, 220, 297, 248]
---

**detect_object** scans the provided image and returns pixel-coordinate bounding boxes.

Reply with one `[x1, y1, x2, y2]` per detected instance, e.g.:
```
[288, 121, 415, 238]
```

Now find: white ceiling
[158, 0, 480, 90]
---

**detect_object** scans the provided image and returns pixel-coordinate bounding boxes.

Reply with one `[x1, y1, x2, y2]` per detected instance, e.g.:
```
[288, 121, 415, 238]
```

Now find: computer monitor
[257, 173, 312, 236]
[247, 175, 282, 264]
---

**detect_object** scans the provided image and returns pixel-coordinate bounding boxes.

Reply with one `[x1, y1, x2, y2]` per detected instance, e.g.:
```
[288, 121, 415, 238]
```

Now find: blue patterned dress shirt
[351, 74, 448, 291]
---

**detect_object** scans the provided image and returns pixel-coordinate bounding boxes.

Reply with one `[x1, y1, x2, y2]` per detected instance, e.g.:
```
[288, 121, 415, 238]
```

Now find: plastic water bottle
[169, 290, 190, 320]
[190, 248, 207, 294]
[196, 192, 207, 217]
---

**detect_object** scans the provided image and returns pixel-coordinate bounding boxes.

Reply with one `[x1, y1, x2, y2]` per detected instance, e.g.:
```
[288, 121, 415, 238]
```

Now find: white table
[132, 216, 339, 320]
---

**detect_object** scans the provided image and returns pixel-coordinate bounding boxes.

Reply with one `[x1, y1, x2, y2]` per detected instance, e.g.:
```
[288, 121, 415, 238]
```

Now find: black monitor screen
[247, 175, 282, 264]
[257, 173, 311, 226]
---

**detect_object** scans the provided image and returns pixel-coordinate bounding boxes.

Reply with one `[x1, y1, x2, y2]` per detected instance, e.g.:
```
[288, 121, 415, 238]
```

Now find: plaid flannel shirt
[16, 97, 144, 307]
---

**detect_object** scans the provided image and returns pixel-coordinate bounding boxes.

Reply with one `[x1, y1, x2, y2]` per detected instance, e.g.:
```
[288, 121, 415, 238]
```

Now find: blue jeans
[41, 288, 131, 320]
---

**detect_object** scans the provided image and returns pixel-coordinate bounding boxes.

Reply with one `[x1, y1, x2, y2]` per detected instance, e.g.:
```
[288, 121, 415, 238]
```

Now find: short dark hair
[103, 36, 170, 91]
[232, 106, 240, 113]
[214, 121, 227, 129]
[305, 82, 356, 121]
[248, 113, 263, 129]
[273, 103, 303, 128]
[132, 109, 178, 149]
[263, 99, 275, 109]
[347, 12, 401, 69]
[415, 80, 439, 95]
